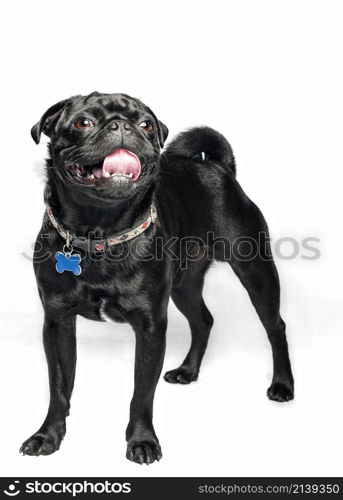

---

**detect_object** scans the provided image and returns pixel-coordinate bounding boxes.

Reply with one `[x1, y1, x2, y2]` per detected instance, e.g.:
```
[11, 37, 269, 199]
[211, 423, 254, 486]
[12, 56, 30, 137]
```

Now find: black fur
[20, 92, 294, 464]
[166, 126, 236, 173]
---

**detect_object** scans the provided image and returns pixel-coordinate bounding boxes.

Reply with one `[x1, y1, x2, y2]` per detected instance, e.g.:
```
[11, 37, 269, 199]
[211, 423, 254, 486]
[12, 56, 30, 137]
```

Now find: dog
[20, 92, 294, 464]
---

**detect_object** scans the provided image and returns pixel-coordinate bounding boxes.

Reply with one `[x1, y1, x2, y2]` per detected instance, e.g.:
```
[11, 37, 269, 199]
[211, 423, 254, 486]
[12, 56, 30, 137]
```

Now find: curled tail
[165, 126, 236, 175]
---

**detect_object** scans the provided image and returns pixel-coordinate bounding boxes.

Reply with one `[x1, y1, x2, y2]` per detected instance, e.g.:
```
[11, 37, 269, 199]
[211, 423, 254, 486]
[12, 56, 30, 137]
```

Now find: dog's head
[32, 92, 168, 201]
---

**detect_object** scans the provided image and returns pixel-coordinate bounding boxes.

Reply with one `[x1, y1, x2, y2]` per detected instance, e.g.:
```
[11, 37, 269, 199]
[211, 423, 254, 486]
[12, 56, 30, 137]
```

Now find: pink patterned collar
[46, 202, 158, 253]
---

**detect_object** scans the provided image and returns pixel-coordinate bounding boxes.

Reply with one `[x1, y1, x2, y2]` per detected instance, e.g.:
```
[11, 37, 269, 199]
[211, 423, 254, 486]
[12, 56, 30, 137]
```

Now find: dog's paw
[164, 367, 198, 384]
[126, 439, 162, 465]
[20, 425, 65, 456]
[267, 381, 294, 402]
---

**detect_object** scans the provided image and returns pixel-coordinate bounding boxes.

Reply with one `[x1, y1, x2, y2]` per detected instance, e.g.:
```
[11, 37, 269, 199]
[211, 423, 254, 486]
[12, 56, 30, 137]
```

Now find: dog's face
[32, 92, 168, 201]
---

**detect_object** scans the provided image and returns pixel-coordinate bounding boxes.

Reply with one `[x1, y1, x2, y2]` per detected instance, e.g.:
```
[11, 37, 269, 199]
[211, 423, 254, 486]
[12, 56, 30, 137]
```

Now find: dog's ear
[156, 119, 169, 148]
[31, 98, 70, 144]
[146, 108, 169, 148]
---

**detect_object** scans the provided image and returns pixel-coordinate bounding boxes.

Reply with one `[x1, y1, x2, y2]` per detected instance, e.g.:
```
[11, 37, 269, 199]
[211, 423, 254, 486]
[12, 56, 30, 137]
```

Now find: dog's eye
[74, 118, 95, 130]
[139, 120, 153, 133]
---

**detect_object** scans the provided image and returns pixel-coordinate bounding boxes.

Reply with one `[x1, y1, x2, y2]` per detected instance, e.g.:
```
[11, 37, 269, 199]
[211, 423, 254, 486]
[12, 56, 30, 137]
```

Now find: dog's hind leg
[164, 259, 213, 384]
[229, 254, 294, 402]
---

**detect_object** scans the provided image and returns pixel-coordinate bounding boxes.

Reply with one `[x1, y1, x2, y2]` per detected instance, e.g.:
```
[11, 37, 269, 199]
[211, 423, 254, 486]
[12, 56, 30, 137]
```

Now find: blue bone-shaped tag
[55, 252, 82, 276]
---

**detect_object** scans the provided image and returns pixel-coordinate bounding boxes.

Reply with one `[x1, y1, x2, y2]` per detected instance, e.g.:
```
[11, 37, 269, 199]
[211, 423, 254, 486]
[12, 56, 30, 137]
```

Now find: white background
[0, 0, 342, 477]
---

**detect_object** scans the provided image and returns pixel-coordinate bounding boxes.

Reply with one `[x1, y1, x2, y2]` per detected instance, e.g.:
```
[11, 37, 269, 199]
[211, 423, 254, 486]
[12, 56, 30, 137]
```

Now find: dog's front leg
[20, 313, 76, 456]
[126, 313, 167, 465]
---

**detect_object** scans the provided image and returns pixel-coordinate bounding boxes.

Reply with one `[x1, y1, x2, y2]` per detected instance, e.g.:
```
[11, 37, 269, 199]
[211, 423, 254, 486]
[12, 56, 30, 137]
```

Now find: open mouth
[68, 148, 141, 185]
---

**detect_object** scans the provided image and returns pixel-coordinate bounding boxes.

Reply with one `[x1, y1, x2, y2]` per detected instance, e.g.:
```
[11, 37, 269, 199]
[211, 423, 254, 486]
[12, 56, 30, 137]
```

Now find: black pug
[20, 92, 294, 464]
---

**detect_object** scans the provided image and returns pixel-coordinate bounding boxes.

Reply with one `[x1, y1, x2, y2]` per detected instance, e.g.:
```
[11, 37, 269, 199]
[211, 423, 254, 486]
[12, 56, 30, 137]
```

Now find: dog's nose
[110, 121, 132, 134]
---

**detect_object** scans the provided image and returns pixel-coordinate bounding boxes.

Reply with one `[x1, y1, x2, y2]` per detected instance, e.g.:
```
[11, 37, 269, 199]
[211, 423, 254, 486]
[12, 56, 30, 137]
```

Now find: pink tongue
[93, 149, 141, 181]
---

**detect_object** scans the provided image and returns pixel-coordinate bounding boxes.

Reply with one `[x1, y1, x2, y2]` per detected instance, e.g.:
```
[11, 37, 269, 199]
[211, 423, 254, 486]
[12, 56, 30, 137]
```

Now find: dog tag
[55, 251, 82, 276]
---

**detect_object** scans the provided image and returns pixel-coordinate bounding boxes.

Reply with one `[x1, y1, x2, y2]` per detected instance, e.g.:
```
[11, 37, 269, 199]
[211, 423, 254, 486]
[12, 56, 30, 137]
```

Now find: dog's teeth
[75, 163, 85, 176]
[110, 173, 132, 178]
[89, 174, 94, 180]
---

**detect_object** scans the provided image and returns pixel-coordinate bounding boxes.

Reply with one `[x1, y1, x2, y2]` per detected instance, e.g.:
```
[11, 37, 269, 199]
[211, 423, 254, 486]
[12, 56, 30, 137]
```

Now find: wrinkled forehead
[64, 93, 148, 121]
